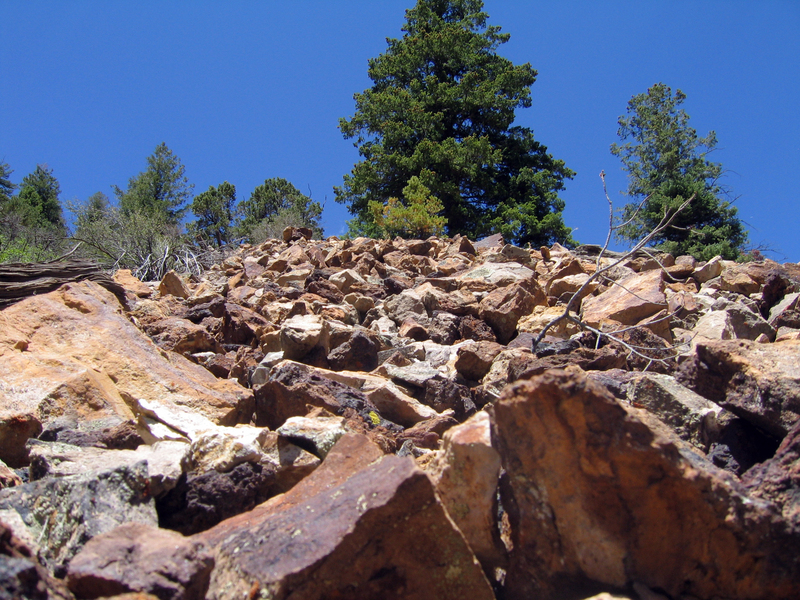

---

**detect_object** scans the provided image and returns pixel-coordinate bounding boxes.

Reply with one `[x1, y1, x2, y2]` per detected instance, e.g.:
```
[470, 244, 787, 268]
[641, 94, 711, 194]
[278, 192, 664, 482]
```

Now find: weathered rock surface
[66, 523, 213, 600]
[0, 462, 156, 576]
[0, 282, 252, 467]
[492, 370, 800, 600]
[5, 237, 800, 600]
[197, 434, 494, 600]
[678, 338, 800, 437]
[429, 412, 506, 574]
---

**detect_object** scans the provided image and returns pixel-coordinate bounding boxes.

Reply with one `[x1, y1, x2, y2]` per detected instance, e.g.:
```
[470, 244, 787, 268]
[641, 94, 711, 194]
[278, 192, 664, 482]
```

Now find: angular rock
[66, 522, 214, 600]
[454, 341, 504, 381]
[276, 415, 348, 458]
[326, 330, 379, 371]
[423, 378, 476, 420]
[254, 361, 382, 430]
[198, 446, 494, 600]
[677, 339, 800, 437]
[187, 426, 270, 474]
[479, 283, 542, 345]
[0, 520, 74, 600]
[743, 420, 800, 527]
[581, 269, 666, 327]
[428, 412, 505, 573]
[0, 462, 157, 576]
[156, 461, 276, 536]
[0, 282, 253, 467]
[279, 313, 327, 361]
[492, 370, 800, 600]
[517, 305, 581, 339]
[397, 413, 459, 450]
[626, 373, 722, 451]
[458, 314, 497, 342]
[158, 271, 190, 299]
[364, 382, 439, 428]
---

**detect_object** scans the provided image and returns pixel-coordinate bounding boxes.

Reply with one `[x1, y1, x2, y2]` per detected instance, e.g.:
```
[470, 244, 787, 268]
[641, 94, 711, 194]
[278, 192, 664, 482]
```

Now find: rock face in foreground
[492, 370, 800, 600]
[197, 434, 494, 600]
[2, 234, 800, 600]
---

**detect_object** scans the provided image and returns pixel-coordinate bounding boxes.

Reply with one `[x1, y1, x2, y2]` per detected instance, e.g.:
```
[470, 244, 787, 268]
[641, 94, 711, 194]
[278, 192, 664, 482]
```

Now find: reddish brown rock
[491, 370, 800, 600]
[326, 330, 379, 371]
[479, 283, 543, 344]
[254, 361, 382, 430]
[454, 341, 504, 381]
[743, 420, 800, 526]
[197, 446, 493, 600]
[143, 317, 223, 355]
[66, 522, 214, 600]
[429, 412, 506, 574]
[677, 338, 800, 437]
[581, 269, 666, 327]
[458, 315, 497, 342]
[0, 282, 252, 467]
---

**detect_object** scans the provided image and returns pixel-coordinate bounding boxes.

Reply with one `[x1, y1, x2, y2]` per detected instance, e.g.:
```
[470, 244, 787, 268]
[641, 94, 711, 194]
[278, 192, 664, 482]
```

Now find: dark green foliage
[336, 0, 574, 246]
[0, 162, 15, 204]
[236, 178, 323, 242]
[17, 164, 65, 230]
[114, 143, 194, 225]
[368, 175, 447, 239]
[0, 163, 66, 263]
[611, 83, 748, 260]
[189, 181, 236, 246]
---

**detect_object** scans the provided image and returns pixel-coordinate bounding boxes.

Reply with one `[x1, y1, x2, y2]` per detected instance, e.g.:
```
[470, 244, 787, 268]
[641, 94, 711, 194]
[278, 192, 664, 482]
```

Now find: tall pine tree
[336, 0, 574, 246]
[612, 83, 747, 260]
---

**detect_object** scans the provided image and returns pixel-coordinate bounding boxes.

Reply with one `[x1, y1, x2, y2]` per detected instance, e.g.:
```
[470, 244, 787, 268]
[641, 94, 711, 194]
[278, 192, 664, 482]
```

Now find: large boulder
[491, 370, 800, 600]
[196, 434, 494, 600]
[66, 522, 214, 600]
[677, 339, 800, 438]
[0, 282, 253, 467]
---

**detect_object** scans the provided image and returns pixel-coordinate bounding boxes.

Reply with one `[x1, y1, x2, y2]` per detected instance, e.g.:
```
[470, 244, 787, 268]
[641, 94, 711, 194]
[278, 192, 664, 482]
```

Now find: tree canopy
[236, 177, 323, 242]
[336, 0, 574, 246]
[611, 83, 747, 260]
[114, 143, 194, 224]
[189, 181, 236, 246]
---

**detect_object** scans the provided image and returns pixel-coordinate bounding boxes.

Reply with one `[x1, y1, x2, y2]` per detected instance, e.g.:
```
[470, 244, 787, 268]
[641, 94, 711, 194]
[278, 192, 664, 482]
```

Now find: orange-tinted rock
[581, 269, 666, 327]
[479, 283, 543, 344]
[0, 282, 253, 466]
[454, 341, 504, 381]
[492, 370, 800, 600]
[197, 440, 494, 600]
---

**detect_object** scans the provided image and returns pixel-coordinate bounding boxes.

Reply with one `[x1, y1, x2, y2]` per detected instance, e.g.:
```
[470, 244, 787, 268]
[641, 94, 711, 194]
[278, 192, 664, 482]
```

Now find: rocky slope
[2, 229, 800, 600]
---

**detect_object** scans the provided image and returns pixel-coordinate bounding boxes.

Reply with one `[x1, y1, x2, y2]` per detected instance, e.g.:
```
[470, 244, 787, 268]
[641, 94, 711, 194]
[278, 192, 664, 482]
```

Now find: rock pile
[2, 229, 800, 599]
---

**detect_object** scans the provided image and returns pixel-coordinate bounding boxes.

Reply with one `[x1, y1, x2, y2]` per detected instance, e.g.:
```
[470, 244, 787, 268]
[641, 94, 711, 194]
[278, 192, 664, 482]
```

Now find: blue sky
[3, 1, 798, 260]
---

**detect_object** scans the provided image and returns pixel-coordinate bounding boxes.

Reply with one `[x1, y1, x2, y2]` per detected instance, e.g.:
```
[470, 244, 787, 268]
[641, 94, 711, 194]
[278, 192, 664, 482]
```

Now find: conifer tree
[612, 83, 747, 260]
[337, 0, 574, 246]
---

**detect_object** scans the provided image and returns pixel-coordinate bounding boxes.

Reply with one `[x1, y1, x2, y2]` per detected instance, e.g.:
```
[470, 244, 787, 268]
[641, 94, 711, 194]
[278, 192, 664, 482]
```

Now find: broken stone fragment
[626, 373, 722, 451]
[276, 415, 348, 458]
[66, 522, 214, 600]
[197, 437, 494, 600]
[428, 411, 506, 574]
[491, 369, 800, 600]
[677, 338, 800, 437]
[0, 462, 157, 576]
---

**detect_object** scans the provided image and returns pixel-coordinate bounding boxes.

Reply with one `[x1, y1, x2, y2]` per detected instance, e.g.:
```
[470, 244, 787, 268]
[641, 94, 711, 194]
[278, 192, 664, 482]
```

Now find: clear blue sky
[3, 1, 798, 260]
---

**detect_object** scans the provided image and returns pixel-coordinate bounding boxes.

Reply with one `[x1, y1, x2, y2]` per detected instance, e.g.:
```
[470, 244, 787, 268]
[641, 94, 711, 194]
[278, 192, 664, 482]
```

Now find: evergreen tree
[0, 162, 15, 205]
[611, 83, 747, 260]
[17, 164, 64, 230]
[236, 178, 323, 241]
[336, 0, 574, 246]
[189, 181, 236, 246]
[114, 143, 193, 225]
